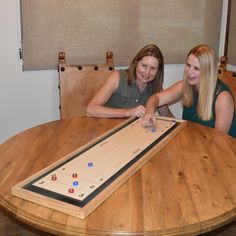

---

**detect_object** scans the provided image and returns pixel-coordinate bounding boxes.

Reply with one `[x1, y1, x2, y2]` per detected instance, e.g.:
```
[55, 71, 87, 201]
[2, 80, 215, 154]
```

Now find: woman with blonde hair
[86, 44, 172, 118]
[142, 44, 236, 138]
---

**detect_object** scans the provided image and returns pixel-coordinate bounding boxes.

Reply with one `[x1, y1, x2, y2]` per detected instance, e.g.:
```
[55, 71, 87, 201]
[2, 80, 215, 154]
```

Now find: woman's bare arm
[142, 81, 183, 126]
[215, 91, 234, 134]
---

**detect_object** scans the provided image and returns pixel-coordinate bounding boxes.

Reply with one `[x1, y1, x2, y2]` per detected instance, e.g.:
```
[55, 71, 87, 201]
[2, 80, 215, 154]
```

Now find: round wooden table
[0, 117, 236, 236]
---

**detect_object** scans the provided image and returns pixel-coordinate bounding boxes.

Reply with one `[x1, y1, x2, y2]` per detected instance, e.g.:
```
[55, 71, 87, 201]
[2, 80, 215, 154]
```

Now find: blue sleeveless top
[183, 80, 236, 138]
[105, 70, 155, 108]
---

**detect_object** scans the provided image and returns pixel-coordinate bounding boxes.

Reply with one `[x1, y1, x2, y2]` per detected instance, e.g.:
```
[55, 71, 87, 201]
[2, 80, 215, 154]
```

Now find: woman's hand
[127, 105, 146, 118]
[141, 110, 156, 127]
[141, 94, 158, 127]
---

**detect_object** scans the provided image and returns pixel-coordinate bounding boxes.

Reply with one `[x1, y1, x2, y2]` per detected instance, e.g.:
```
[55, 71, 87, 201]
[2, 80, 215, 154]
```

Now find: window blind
[20, 0, 223, 70]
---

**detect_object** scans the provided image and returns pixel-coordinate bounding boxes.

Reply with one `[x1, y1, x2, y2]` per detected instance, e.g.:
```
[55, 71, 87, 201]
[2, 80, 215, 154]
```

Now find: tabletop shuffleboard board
[12, 116, 186, 219]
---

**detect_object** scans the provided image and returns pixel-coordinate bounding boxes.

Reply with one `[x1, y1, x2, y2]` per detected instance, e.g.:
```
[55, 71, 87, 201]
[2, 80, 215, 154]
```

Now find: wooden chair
[218, 56, 236, 109]
[58, 51, 114, 119]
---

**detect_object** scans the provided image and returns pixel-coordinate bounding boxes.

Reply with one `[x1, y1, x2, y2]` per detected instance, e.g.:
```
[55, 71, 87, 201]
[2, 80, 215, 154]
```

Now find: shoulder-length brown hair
[127, 44, 164, 93]
[182, 44, 218, 120]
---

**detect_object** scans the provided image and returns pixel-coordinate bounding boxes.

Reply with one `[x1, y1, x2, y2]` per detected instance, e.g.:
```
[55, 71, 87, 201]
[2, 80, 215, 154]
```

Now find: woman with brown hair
[86, 44, 172, 118]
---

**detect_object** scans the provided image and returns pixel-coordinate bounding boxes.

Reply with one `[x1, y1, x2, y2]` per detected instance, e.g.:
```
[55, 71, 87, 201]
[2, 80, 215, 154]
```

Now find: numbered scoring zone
[23, 118, 178, 207]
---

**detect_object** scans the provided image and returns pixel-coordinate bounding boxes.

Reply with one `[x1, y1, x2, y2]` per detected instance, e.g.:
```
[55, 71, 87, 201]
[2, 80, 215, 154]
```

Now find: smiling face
[185, 54, 201, 89]
[135, 56, 159, 87]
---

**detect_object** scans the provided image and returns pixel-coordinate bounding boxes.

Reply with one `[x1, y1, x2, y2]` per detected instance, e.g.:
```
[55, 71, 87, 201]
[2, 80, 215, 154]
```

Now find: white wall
[0, 0, 229, 143]
[0, 0, 60, 143]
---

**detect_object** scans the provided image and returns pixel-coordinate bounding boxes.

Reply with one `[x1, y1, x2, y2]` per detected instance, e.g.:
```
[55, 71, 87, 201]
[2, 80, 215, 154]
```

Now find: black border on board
[23, 118, 179, 207]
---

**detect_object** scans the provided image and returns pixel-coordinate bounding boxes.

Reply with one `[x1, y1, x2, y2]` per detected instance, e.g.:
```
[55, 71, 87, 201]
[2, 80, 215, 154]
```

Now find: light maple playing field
[12, 117, 186, 218]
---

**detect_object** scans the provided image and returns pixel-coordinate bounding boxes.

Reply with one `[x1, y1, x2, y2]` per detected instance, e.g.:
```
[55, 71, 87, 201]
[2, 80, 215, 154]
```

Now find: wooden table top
[0, 116, 236, 236]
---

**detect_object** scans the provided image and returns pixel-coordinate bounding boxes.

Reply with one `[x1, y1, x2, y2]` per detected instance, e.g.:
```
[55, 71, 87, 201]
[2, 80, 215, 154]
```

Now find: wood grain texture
[58, 52, 114, 119]
[11, 117, 186, 219]
[0, 117, 236, 236]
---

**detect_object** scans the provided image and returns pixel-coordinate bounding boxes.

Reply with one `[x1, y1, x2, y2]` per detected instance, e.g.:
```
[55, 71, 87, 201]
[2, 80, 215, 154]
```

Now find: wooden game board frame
[12, 116, 187, 219]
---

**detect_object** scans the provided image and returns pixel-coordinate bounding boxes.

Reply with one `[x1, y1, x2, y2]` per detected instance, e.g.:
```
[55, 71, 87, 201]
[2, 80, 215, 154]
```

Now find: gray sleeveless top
[105, 70, 155, 108]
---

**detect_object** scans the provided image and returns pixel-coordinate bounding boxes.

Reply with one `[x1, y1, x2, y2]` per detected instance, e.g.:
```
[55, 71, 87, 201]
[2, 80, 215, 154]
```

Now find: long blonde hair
[182, 45, 218, 120]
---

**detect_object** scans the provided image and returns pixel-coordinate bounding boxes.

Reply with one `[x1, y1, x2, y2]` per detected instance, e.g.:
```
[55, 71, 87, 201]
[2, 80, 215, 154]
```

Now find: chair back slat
[218, 56, 236, 109]
[58, 52, 114, 119]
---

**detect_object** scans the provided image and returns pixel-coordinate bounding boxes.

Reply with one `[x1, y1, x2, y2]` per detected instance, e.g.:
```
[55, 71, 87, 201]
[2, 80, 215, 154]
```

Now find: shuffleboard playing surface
[12, 116, 186, 219]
